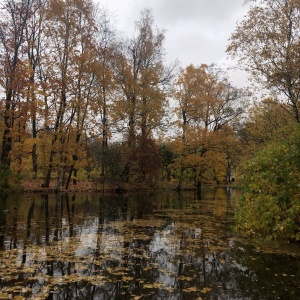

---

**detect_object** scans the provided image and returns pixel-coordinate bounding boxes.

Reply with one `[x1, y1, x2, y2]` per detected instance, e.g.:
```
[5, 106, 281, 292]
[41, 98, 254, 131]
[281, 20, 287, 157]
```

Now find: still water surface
[0, 188, 299, 299]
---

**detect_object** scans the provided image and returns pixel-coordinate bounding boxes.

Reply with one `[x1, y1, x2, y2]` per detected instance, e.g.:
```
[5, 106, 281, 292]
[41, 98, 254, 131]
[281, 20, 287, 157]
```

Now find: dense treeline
[0, 0, 247, 192]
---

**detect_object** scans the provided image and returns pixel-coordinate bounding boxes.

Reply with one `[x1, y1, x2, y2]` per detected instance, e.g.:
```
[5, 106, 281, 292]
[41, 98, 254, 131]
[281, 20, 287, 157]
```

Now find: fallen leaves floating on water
[178, 275, 194, 281]
[1, 191, 299, 299]
[143, 282, 164, 289]
[200, 287, 213, 294]
[183, 286, 198, 292]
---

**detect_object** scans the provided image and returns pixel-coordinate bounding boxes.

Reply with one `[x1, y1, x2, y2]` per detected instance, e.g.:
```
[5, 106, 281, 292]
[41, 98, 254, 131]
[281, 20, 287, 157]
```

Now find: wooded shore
[20, 179, 227, 193]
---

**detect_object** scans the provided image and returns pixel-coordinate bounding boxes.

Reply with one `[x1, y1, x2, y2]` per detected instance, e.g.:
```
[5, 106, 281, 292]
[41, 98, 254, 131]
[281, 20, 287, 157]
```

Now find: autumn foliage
[227, 0, 300, 241]
[0, 0, 246, 192]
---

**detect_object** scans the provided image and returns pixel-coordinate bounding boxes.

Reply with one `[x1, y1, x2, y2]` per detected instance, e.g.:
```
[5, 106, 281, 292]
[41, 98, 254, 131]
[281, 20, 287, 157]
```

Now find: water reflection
[0, 188, 299, 299]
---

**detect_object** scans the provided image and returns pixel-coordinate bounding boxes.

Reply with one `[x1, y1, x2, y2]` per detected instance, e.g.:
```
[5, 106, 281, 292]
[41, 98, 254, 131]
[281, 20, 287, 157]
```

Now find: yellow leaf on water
[163, 286, 175, 292]
[183, 287, 198, 292]
[122, 276, 134, 282]
[143, 282, 163, 289]
[200, 287, 212, 293]
[177, 275, 193, 281]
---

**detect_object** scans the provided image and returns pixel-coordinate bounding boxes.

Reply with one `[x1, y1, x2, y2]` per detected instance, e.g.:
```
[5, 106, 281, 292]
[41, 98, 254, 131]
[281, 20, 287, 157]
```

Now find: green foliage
[236, 124, 300, 241]
[159, 144, 176, 167]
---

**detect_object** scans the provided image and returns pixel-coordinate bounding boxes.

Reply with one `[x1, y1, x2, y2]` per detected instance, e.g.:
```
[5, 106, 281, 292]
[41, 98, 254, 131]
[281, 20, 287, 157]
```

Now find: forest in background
[1, 0, 300, 240]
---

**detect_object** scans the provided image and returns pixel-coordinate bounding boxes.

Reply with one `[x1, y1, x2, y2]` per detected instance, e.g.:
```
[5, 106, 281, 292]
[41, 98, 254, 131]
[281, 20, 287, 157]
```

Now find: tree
[173, 64, 209, 190]
[89, 7, 117, 183]
[41, 0, 97, 190]
[174, 64, 245, 190]
[25, 0, 44, 178]
[237, 98, 294, 158]
[227, 0, 300, 122]
[0, 0, 34, 170]
[113, 9, 176, 183]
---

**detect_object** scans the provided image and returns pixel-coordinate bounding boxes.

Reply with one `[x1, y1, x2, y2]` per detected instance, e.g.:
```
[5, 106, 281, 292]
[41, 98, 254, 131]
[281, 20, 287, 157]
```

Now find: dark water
[0, 187, 299, 299]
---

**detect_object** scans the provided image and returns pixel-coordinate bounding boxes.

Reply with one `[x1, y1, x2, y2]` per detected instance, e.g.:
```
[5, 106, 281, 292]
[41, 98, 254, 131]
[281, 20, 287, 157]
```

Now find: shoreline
[18, 179, 238, 194]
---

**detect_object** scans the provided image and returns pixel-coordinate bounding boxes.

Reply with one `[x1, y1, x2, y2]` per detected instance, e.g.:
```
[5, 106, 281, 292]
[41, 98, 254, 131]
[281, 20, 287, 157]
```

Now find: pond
[0, 187, 299, 299]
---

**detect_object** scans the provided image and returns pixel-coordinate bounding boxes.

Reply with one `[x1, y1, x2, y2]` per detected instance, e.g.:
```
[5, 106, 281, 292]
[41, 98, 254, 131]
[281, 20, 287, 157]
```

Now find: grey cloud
[103, 0, 249, 86]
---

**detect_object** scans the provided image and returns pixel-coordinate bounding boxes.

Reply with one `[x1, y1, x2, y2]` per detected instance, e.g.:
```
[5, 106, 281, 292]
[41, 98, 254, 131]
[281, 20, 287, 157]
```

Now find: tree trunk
[65, 164, 74, 190]
[31, 90, 38, 178]
[65, 132, 81, 189]
[1, 90, 13, 169]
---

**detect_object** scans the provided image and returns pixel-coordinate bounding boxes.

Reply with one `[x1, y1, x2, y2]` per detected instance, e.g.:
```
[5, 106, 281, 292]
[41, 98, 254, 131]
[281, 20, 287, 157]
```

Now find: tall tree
[0, 0, 34, 170]
[42, 0, 97, 189]
[25, 0, 44, 178]
[113, 9, 176, 182]
[227, 0, 300, 122]
[174, 64, 244, 189]
[89, 7, 117, 183]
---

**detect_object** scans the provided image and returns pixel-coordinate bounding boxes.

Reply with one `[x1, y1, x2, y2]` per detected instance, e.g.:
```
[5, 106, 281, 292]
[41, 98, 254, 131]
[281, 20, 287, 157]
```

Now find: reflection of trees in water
[0, 196, 7, 251]
[0, 191, 299, 299]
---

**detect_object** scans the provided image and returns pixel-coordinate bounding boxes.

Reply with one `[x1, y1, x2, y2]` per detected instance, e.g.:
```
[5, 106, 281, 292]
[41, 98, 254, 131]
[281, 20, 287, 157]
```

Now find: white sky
[100, 0, 250, 88]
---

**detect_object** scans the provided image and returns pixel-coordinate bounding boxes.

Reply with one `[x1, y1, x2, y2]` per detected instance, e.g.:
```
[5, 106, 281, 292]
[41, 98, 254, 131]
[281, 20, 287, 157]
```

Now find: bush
[236, 125, 300, 241]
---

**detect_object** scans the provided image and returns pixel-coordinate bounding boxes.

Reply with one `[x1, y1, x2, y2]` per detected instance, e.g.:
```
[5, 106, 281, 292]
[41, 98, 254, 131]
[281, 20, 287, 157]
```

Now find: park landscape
[0, 0, 300, 299]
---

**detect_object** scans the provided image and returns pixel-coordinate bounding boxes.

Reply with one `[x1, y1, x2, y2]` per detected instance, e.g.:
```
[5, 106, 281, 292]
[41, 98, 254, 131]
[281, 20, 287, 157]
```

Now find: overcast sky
[101, 0, 250, 87]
